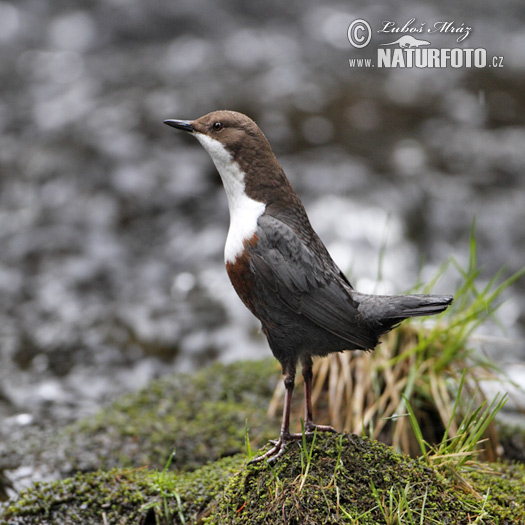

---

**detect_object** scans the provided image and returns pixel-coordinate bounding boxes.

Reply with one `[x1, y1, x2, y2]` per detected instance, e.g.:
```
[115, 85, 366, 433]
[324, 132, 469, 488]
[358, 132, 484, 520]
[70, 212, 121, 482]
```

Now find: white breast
[194, 133, 266, 263]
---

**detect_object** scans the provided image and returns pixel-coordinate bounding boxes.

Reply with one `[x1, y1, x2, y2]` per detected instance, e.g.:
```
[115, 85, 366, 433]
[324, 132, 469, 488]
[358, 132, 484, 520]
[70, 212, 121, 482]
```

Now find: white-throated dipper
[164, 110, 453, 462]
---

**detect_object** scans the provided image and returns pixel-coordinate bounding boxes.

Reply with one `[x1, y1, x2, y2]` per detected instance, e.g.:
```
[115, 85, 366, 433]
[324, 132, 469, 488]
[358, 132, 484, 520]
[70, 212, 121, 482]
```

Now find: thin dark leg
[301, 355, 336, 434]
[248, 356, 336, 464]
[248, 361, 301, 464]
[302, 355, 314, 427]
[280, 369, 295, 438]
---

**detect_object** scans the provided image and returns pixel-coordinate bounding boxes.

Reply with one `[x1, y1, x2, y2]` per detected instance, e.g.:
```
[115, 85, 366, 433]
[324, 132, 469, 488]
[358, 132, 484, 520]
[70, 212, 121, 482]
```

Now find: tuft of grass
[244, 418, 254, 461]
[298, 420, 317, 493]
[270, 225, 524, 458]
[405, 371, 508, 489]
[140, 448, 185, 524]
[266, 462, 284, 501]
[369, 480, 434, 525]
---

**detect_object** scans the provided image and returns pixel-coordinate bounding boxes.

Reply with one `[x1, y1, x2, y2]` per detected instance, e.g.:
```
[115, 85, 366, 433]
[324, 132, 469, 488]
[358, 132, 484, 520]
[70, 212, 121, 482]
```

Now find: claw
[248, 426, 336, 464]
[247, 440, 286, 464]
[248, 432, 303, 464]
[304, 422, 336, 434]
[248, 359, 338, 465]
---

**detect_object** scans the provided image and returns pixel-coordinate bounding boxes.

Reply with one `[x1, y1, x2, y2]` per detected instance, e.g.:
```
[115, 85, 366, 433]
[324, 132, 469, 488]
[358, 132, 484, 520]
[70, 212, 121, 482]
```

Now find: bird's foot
[248, 432, 305, 464]
[248, 424, 336, 464]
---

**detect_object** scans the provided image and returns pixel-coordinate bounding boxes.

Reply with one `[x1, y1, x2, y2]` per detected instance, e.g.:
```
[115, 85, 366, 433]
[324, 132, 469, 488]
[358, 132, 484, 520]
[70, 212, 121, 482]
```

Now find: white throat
[194, 133, 266, 263]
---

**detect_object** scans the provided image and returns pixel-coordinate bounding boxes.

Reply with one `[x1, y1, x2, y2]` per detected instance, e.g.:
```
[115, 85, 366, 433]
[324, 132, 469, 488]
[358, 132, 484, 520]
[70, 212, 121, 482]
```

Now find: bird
[164, 110, 453, 463]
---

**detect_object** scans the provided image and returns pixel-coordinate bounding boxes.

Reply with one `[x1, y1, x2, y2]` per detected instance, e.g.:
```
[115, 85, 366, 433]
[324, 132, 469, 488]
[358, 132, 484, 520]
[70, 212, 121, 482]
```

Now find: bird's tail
[386, 294, 453, 319]
[355, 292, 453, 331]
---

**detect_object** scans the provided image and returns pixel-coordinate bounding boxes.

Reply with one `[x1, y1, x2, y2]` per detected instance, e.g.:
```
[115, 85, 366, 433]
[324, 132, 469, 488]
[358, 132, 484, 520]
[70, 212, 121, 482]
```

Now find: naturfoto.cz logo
[347, 18, 504, 69]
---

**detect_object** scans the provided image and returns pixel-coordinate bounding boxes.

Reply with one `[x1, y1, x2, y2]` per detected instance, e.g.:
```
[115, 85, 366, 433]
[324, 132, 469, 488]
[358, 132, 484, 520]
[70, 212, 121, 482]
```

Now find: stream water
[0, 0, 524, 472]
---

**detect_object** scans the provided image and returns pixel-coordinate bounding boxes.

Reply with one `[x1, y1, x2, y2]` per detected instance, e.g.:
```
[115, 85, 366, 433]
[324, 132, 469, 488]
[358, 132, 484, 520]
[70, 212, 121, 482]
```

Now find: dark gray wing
[251, 214, 378, 350]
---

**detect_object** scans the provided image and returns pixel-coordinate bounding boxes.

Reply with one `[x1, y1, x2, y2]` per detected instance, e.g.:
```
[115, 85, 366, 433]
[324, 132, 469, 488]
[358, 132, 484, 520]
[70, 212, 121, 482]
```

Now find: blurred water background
[0, 0, 524, 447]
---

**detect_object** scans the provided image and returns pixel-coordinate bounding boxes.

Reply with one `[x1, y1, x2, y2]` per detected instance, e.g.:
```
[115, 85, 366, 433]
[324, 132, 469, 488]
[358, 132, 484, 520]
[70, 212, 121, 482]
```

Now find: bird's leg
[248, 361, 302, 464]
[301, 355, 336, 434]
[248, 357, 337, 464]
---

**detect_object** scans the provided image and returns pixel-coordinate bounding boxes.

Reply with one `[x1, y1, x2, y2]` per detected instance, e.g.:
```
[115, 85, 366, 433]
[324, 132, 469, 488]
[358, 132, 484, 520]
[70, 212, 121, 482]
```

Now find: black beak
[164, 119, 194, 132]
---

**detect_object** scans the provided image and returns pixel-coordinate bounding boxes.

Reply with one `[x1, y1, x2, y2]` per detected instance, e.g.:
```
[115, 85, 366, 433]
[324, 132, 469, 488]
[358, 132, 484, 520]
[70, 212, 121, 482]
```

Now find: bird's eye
[212, 122, 223, 131]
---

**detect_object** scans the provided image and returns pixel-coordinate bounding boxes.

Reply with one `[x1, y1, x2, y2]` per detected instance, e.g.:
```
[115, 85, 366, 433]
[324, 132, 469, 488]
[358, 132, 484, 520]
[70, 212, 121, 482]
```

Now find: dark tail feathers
[387, 294, 453, 318]
[355, 292, 453, 331]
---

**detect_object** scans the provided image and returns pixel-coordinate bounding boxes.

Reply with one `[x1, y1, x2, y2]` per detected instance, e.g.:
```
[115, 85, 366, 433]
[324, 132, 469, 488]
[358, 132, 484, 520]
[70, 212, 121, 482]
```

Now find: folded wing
[251, 215, 379, 350]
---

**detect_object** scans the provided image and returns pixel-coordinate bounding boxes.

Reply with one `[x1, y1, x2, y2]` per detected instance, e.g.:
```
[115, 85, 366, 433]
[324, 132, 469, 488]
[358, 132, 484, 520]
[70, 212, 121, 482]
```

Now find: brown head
[167, 110, 273, 161]
[164, 110, 299, 210]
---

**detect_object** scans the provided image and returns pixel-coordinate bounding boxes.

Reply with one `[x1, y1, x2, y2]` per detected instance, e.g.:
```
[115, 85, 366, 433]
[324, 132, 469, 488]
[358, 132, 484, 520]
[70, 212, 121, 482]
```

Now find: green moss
[153, 455, 245, 523]
[0, 359, 279, 479]
[1, 455, 245, 524]
[1, 359, 524, 523]
[464, 462, 525, 523]
[209, 433, 525, 524]
[66, 359, 278, 471]
[1, 469, 152, 524]
[3, 433, 524, 524]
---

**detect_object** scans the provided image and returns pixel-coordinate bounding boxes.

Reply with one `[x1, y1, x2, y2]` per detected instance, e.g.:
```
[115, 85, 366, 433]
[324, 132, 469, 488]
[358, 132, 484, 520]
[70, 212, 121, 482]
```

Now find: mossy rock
[63, 358, 279, 472]
[465, 461, 525, 523]
[213, 433, 525, 524]
[2, 358, 524, 522]
[3, 433, 525, 524]
[0, 455, 245, 524]
[0, 359, 279, 483]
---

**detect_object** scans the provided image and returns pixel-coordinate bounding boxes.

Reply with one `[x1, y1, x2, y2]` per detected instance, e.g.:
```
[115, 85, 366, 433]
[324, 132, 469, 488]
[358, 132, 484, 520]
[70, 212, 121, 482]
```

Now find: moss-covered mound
[214, 433, 525, 524]
[465, 461, 525, 523]
[0, 359, 279, 481]
[3, 433, 524, 524]
[1, 358, 524, 523]
[0, 455, 245, 524]
[64, 359, 278, 472]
